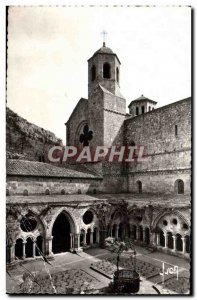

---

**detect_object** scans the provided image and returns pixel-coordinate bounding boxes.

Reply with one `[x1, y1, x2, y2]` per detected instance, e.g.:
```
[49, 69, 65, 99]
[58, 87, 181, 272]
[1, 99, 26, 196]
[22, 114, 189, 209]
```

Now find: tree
[105, 237, 136, 274]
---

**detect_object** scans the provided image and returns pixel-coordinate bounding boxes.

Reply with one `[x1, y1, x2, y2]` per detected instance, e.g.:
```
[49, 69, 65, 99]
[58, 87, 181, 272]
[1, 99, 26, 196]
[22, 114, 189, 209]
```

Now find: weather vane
[101, 30, 108, 46]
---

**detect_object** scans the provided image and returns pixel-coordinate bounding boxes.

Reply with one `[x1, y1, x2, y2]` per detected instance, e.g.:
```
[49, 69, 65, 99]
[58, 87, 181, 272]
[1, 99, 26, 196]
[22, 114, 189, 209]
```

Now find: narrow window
[45, 189, 50, 195]
[149, 106, 151, 111]
[136, 180, 142, 194]
[175, 179, 184, 194]
[103, 63, 111, 79]
[61, 189, 65, 195]
[175, 125, 178, 136]
[91, 65, 96, 81]
[178, 180, 184, 194]
[130, 140, 137, 158]
[23, 189, 28, 196]
[116, 67, 119, 83]
[141, 106, 145, 114]
[136, 107, 139, 116]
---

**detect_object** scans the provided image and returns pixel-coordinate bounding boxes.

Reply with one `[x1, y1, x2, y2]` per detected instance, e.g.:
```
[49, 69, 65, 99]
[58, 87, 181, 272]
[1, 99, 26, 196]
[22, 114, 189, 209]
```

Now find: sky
[7, 6, 191, 144]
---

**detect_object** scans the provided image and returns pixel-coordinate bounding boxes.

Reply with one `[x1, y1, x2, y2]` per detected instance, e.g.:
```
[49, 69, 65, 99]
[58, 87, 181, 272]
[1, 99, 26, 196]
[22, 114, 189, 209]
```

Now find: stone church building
[6, 43, 191, 264]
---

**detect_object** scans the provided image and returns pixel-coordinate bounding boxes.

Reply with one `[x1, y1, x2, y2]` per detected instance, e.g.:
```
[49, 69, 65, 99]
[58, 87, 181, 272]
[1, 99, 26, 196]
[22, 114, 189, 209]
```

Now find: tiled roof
[99, 84, 125, 100]
[88, 45, 121, 64]
[128, 94, 157, 107]
[6, 159, 102, 179]
[6, 193, 190, 208]
[94, 193, 190, 208]
[6, 194, 105, 205]
[93, 46, 114, 55]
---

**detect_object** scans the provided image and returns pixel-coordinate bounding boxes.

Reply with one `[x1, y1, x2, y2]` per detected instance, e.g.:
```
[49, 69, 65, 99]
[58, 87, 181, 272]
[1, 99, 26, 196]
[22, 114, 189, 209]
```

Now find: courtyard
[6, 245, 190, 294]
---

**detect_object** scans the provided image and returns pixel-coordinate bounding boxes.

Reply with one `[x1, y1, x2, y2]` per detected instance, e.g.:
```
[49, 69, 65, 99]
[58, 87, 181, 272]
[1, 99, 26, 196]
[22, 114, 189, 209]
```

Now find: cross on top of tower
[101, 30, 108, 47]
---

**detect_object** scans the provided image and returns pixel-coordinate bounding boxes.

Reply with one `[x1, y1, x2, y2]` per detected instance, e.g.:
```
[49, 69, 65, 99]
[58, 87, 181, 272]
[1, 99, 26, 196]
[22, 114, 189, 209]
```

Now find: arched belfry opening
[116, 67, 119, 83]
[103, 62, 111, 79]
[52, 212, 73, 254]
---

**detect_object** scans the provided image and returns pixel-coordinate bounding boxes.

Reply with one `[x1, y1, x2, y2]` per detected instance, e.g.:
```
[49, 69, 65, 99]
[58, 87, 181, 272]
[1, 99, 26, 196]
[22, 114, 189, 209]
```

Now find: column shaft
[115, 226, 119, 239]
[164, 233, 168, 248]
[90, 232, 93, 245]
[156, 233, 160, 246]
[136, 226, 140, 240]
[70, 234, 73, 250]
[22, 241, 26, 259]
[172, 235, 177, 251]
[83, 232, 86, 245]
[181, 237, 186, 254]
[33, 241, 36, 257]
[143, 229, 146, 243]
[45, 237, 53, 256]
[96, 230, 100, 244]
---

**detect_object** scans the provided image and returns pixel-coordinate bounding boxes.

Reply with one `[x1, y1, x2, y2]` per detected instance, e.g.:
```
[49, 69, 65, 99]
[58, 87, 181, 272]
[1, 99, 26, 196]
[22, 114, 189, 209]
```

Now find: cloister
[6, 202, 190, 263]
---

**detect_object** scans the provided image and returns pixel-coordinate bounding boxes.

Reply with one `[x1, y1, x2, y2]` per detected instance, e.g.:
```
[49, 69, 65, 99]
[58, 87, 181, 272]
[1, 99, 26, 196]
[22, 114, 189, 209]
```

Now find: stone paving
[6, 246, 190, 294]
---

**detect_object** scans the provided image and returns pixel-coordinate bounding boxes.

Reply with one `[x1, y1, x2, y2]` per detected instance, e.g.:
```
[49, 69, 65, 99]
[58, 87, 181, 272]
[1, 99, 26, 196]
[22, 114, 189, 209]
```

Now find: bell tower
[87, 42, 122, 99]
[87, 40, 126, 147]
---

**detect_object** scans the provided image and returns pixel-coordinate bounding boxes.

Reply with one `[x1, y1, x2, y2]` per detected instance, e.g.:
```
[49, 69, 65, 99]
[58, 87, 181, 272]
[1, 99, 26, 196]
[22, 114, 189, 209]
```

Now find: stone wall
[66, 98, 88, 147]
[124, 98, 191, 194]
[128, 170, 190, 195]
[88, 85, 104, 148]
[124, 98, 191, 155]
[7, 176, 101, 196]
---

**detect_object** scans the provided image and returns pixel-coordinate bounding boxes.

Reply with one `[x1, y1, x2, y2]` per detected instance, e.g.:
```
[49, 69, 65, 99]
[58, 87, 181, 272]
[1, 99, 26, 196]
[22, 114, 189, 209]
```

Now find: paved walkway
[6, 247, 189, 294]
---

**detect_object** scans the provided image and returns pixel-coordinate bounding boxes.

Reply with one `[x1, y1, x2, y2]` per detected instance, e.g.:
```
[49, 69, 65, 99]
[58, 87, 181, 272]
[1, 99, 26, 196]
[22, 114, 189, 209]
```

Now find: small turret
[128, 95, 157, 117]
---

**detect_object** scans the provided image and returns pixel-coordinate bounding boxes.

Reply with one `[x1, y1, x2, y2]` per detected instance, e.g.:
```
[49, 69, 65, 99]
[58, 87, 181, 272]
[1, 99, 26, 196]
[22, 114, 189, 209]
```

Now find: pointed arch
[48, 208, 77, 237]
[152, 210, 189, 231]
[52, 213, 71, 253]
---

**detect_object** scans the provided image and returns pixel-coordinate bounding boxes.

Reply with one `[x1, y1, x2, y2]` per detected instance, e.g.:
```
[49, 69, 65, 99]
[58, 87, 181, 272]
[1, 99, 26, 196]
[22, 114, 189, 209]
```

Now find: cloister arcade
[153, 211, 190, 256]
[6, 204, 190, 264]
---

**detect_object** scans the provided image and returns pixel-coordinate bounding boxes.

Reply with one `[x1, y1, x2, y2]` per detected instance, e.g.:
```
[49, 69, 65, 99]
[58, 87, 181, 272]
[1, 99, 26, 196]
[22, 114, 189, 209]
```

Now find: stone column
[45, 236, 53, 256]
[164, 232, 168, 249]
[143, 228, 146, 243]
[83, 231, 86, 246]
[115, 226, 119, 239]
[156, 233, 160, 246]
[172, 235, 177, 252]
[110, 227, 113, 237]
[7, 244, 15, 263]
[90, 231, 93, 245]
[129, 224, 133, 239]
[70, 233, 74, 250]
[136, 226, 140, 241]
[181, 237, 186, 254]
[22, 241, 26, 259]
[33, 240, 36, 258]
[96, 229, 100, 244]
[74, 233, 80, 251]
